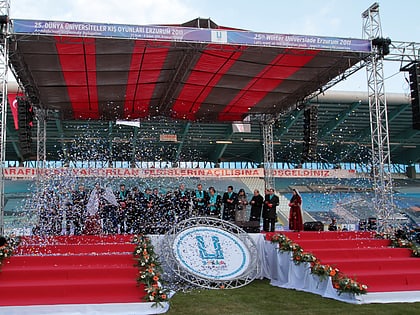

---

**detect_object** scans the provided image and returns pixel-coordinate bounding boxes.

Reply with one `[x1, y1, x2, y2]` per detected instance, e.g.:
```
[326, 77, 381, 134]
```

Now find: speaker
[406, 165, 417, 179]
[302, 106, 318, 161]
[408, 63, 420, 130]
[235, 221, 260, 233]
[303, 221, 324, 231]
[17, 98, 33, 159]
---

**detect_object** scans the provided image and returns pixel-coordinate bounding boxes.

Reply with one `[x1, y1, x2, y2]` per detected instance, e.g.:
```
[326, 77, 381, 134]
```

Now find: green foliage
[0, 236, 20, 271]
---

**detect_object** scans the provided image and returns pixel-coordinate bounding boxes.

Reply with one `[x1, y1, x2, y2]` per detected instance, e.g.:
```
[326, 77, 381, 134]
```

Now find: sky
[8, 0, 420, 94]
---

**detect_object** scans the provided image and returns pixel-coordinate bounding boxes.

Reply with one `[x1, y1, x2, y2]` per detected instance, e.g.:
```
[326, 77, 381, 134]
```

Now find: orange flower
[153, 276, 159, 281]
[161, 294, 167, 300]
[329, 269, 337, 277]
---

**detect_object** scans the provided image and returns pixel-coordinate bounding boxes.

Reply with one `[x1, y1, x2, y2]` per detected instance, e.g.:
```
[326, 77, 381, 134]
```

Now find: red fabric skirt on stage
[289, 206, 303, 231]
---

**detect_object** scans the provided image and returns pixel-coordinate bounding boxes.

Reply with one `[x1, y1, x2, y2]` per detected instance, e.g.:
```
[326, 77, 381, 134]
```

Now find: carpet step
[0, 280, 145, 306]
[269, 231, 376, 240]
[356, 272, 420, 292]
[19, 234, 134, 245]
[16, 243, 135, 255]
[5, 253, 135, 267]
[309, 247, 412, 260]
[295, 238, 390, 249]
[0, 265, 137, 282]
[321, 257, 420, 272]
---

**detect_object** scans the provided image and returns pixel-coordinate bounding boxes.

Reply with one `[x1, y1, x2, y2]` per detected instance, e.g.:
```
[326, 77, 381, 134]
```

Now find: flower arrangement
[132, 234, 170, 306]
[271, 233, 302, 252]
[0, 235, 20, 271]
[271, 233, 368, 295]
[292, 248, 317, 265]
[331, 272, 368, 295]
[310, 262, 337, 281]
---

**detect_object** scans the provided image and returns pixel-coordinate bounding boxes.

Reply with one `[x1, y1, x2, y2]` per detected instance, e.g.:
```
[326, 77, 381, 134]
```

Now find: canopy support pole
[261, 115, 275, 191]
[0, 0, 10, 235]
[362, 2, 395, 231]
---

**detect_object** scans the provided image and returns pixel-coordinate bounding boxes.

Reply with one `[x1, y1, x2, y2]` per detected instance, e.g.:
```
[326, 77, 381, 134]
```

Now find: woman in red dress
[288, 189, 303, 231]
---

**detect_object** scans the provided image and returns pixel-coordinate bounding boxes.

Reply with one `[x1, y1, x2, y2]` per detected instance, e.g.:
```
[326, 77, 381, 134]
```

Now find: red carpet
[265, 231, 420, 293]
[0, 235, 145, 307]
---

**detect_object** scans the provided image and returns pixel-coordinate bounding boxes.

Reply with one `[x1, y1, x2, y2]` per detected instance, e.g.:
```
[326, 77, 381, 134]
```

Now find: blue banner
[12, 19, 371, 53]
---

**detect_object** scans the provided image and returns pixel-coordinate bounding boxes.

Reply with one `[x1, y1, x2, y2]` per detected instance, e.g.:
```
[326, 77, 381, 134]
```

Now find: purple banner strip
[12, 19, 371, 53]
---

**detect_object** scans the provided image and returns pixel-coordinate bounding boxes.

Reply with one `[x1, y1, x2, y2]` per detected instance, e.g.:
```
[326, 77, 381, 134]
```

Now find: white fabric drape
[258, 239, 420, 304]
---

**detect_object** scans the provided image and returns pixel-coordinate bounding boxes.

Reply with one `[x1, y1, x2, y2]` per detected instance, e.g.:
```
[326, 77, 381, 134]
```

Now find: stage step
[309, 247, 412, 260]
[16, 243, 135, 255]
[268, 231, 376, 240]
[274, 231, 420, 293]
[292, 238, 391, 249]
[0, 235, 144, 307]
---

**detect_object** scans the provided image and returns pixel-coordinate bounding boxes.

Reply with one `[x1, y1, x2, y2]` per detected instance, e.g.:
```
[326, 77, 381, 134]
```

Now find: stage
[1, 231, 420, 314]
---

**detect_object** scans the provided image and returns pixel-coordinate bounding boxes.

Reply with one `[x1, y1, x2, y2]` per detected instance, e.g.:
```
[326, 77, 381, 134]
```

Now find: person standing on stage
[116, 183, 130, 233]
[222, 185, 238, 221]
[328, 217, 338, 231]
[262, 188, 279, 232]
[126, 186, 143, 234]
[101, 184, 119, 234]
[289, 188, 303, 231]
[249, 189, 264, 222]
[85, 183, 105, 234]
[69, 184, 88, 235]
[192, 183, 208, 216]
[174, 183, 191, 222]
[206, 186, 222, 218]
[141, 188, 154, 234]
[235, 188, 248, 222]
[150, 187, 163, 234]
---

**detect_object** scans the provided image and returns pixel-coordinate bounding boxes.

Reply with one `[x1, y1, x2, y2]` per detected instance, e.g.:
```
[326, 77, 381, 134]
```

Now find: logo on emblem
[173, 226, 250, 280]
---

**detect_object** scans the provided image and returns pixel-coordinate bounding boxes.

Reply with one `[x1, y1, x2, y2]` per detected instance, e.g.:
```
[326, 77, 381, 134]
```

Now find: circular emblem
[160, 217, 259, 289]
[173, 226, 250, 280]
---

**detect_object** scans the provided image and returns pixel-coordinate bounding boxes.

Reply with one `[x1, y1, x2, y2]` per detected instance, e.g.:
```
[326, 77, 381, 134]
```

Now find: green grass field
[166, 279, 420, 315]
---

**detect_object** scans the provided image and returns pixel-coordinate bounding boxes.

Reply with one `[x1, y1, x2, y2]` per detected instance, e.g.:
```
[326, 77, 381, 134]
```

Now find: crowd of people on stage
[34, 182, 304, 236]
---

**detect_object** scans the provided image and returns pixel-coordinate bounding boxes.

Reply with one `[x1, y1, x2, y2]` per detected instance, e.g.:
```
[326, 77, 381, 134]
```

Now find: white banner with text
[4, 167, 357, 179]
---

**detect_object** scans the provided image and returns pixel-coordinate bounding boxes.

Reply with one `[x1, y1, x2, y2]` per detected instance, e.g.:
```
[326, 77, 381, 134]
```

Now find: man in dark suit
[174, 183, 191, 222]
[222, 185, 238, 221]
[192, 183, 208, 216]
[262, 188, 279, 232]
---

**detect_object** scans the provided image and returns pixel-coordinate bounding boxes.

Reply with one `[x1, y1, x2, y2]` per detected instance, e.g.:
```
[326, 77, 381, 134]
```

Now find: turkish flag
[7, 92, 22, 130]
